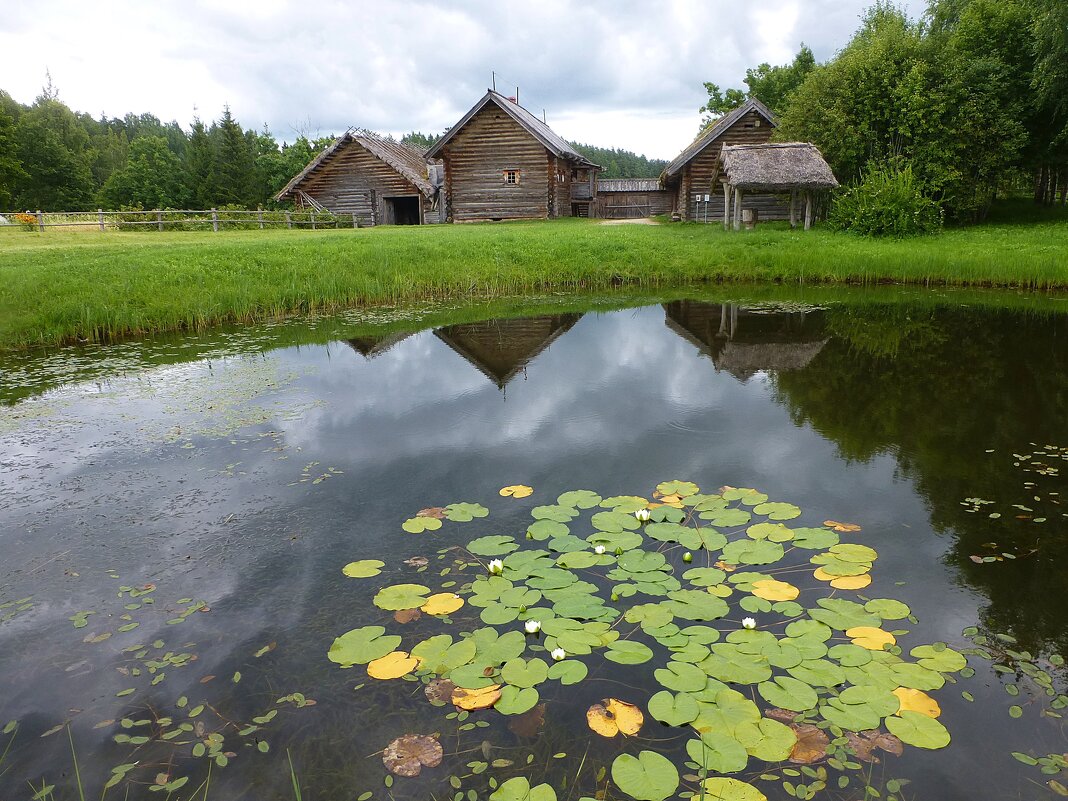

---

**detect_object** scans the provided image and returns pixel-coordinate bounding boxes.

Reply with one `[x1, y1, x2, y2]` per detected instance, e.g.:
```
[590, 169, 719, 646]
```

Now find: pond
[1, 287, 1067, 801]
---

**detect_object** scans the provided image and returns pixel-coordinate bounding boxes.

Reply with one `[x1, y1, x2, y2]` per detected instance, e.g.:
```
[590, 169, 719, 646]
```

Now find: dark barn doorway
[384, 196, 421, 225]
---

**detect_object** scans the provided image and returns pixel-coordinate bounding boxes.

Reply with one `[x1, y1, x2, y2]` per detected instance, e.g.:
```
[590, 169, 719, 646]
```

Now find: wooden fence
[0, 208, 361, 232]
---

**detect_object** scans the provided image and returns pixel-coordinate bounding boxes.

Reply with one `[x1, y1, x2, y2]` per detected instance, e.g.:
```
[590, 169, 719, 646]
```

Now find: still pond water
[1, 289, 1067, 801]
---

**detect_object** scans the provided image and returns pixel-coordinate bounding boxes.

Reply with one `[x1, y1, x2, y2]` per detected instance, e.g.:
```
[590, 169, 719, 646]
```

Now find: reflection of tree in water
[771, 304, 1068, 656]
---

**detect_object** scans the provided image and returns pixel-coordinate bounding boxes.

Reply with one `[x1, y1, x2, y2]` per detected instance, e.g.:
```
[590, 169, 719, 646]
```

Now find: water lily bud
[634, 509, 651, 523]
[742, 617, 757, 630]
[683, 552, 693, 563]
[550, 647, 566, 662]
[519, 605, 527, 614]
[488, 558, 504, 575]
[594, 545, 606, 555]
[611, 592, 620, 602]
[524, 619, 542, 634]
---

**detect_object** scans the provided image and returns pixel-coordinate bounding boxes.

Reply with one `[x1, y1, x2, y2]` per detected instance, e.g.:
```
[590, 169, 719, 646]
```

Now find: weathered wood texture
[298, 140, 431, 225]
[593, 189, 672, 218]
[443, 104, 554, 222]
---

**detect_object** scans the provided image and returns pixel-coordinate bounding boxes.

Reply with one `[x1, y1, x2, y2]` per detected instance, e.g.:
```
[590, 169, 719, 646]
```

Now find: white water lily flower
[742, 617, 757, 630]
[550, 647, 566, 661]
[524, 619, 542, 634]
[634, 509, 651, 522]
[594, 545, 606, 555]
[487, 558, 504, 575]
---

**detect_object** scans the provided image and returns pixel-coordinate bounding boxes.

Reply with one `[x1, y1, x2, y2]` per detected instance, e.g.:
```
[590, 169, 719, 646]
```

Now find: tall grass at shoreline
[1, 206, 1066, 351]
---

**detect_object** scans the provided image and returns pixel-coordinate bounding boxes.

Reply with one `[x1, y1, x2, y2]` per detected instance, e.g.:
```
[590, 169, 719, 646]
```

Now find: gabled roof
[721, 143, 839, 191]
[274, 130, 436, 202]
[661, 97, 776, 179]
[425, 91, 598, 168]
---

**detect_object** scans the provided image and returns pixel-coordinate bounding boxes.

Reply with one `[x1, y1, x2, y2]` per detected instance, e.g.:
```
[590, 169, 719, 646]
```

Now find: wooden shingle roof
[661, 97, 776, 179]
[425, 91, 599, 169]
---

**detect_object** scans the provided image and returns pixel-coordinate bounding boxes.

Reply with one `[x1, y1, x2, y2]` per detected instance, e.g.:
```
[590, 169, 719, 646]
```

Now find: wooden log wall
[695, 191, 792, 223]
[593, 190, 672, 218]
[300, 140, 429, 225]
[442, 104, 552, 222]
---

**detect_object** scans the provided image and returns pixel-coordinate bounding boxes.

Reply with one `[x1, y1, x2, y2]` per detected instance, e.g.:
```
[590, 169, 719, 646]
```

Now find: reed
[1, 206, 1065, 352]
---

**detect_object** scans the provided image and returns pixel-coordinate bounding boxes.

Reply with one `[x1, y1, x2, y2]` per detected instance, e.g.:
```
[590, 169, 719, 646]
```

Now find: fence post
[311, 212, 316, 230]
[157, 210, 163, 232]
[211, 208, 219, 233]
[285, 211, 292, 229]
[36, 210, 44, 232]
[257, 206, 264, 230]
[98, 209, 105, 232]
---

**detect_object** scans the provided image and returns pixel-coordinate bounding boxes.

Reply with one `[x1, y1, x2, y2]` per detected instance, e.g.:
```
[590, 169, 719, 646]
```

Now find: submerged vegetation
[1, 209, 1067, 352]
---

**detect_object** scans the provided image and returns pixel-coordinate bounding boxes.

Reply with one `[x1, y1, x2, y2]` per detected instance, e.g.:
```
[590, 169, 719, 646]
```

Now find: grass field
[1, 201, 1066, 352]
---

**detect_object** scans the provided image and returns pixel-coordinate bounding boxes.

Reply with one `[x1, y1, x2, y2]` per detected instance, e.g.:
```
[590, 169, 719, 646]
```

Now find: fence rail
[0, 208, 363, 232]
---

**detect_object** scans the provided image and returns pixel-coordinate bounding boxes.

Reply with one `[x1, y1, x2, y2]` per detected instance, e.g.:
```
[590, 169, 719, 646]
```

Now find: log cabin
[660, 98, 789, 222]
[275, 130, 441, 226]
[426, 91, 600, 222]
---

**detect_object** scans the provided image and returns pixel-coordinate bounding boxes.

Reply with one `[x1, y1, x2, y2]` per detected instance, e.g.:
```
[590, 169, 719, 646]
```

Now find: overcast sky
[1, 0, 927, 160]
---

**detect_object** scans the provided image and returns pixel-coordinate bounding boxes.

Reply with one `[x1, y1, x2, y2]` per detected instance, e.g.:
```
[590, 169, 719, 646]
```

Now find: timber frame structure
[274, 130, 440, 226]
[426, 91, 600, 222]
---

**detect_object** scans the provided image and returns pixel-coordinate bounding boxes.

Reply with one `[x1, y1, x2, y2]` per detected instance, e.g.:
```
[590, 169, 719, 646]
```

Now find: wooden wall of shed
[300, 142, 428, 225]
[593, 190, 672, 218]
[692, 191, 791, 222]
[442, 104, 552, 222]
[673, 109, 775, 221]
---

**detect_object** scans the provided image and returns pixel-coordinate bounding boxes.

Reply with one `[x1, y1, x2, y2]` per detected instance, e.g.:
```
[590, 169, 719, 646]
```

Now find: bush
[829, 161, 943, 237]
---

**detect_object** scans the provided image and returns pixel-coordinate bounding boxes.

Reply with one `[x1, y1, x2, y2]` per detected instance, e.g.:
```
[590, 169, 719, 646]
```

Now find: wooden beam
[803, 192, 812, 231]
[723, 182, 731, 230]
[733, 188, 743, 232]
[789, 190, 797, 229]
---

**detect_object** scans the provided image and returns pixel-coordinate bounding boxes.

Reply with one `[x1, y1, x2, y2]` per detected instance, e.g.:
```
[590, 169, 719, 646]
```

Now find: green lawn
[1, 207, 1066, 352]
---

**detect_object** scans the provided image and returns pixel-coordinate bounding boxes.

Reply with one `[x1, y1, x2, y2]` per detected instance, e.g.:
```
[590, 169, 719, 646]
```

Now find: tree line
[701, 0, 1068, 221]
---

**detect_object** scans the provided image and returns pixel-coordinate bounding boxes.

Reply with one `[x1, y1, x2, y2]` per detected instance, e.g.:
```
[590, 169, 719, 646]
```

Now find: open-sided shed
[719, 142, 838, 230]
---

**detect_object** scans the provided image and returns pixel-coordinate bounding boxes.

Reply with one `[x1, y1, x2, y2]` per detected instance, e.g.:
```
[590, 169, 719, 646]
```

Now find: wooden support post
[723, 183, 731, 230]
[98, 209, 105, 232]
[285, 211, 292, 229]
[211, 208, 219, 233]
[257, 207, 264, 230]
[157, 210, 163, 232]
[311, 212, 316, 230]
[803, 192, 813, 231]
[732, 190, 743, 232]
[789, 190, 798, 229]
[36, 210, 44, 232]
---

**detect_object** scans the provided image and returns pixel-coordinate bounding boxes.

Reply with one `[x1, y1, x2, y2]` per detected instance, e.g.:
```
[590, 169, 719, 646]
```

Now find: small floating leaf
[421, 593, 464, 616]
[893, 687, 941, 718]
[846, 626, 896, 651]
[587, 698, 643, 737]
[701, 778, 767, 801]
[884, 711, 951, 749]
[611, 751, 679, 801]
[500, 485, 534, 499]
[367, 651, 419, 680]
[451, 684, 502, 711]
[382, 733, 443, 777]
[374, 584, 431, 611]
[343, 560, 385, 578]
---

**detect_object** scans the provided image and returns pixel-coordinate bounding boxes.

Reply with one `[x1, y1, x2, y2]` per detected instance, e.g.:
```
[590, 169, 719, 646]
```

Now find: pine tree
[213, 106, 255, 206]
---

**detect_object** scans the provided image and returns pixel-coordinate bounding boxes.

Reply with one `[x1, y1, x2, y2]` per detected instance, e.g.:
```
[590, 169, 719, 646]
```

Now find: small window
[504, 169, 520, 184]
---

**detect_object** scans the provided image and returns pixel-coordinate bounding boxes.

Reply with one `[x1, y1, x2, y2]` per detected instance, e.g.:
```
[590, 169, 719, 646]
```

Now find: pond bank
[1, 209, 1066, 351]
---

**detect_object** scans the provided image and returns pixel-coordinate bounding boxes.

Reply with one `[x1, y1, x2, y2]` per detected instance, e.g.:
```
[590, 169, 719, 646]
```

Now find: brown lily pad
[383, 733, 443, 777]
[425, 678, 457, 706]
[395, 608, 422, 624]
[417, 508, 446, 519]
[788, 723, 830, 764]
[508, 703, 546, 738]
[846, 730, 904, 763]
[765, 707, 798, 723]
[404, 556, 429, 568]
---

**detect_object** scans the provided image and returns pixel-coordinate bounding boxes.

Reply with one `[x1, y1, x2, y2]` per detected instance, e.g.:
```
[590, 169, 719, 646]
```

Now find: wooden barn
[426, 91, 600, 222]
[592, 179, 672, 219]
[275, 130, 440, 226]
[660, 98, 789, 222]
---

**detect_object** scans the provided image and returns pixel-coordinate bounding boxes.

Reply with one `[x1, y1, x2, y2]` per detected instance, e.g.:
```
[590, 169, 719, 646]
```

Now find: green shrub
[830, 161, 943, 237]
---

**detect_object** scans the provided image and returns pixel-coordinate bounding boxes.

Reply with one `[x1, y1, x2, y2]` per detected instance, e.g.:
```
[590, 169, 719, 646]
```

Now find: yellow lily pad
[846, 626, 896, 651]
[751, 579, 800, 602]
[812, 567, 835, 582]
[420, 593, 464, 616]
[451, 684, 502, 711]
[500, 485, 534, 499]
[367, 651, 419, 680]
[830, 574, 872, 590]
[893, 687, 941, 718]
[587, 698, 643, 737]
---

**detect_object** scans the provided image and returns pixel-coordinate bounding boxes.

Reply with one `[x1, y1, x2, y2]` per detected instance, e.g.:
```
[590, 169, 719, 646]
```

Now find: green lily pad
[490, 777, 557, 801]
[657, 480, 700, 497]
[910, 644, 967, 672]
[342, 560, 385, 578]
[402, 517, 442, 534]
[753, 501, 802, 520]
[682, 567, 726, 587]
[373, 583, 431, 611]
[701, 778, 767, 801]
[327, 626, 402, 667]
[820, 698, 880, 732]
[644, 522, 690, 543]
[746, 522, 795, 542]
[721, 488, 768, 505]
[611, 751, 680, 801]
[648, 690, 699, 726]
[828, 643, 873, 667]
[495, 685, 539, 715]
[557, 490, 602, 509]
[885, 711, 951, 749]
[556, 551, 600, 569]
[686, 731, 749, 773]
[527, 520, 570, 540]
[808, 598, 881, 631]
[790, 527, 840, 549]
[864, 598, 911, 620]
[721, 539, 785, 566]
[701, 508, 753, 527]
[678, 527, 728, 552]
[591, 510, 642, 532]
[501, 657, 549, 689]
[654, 661, 707, 693]
[600, 496, 650, 513]
[531, 505, 578, 523]
[605, 640, 654, 665]
[736, 717, 797, 762]
[467, 536, 519, 556]
[758, 675, 818, 712]
[546, 659, 587, 685]
[828, 543, 878, 563]
[444, 502, 489, 522]
[410, 635, 476, 674]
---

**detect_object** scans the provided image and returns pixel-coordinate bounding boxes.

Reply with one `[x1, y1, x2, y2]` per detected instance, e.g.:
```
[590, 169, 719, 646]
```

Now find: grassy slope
[1, 208, 1066, 351]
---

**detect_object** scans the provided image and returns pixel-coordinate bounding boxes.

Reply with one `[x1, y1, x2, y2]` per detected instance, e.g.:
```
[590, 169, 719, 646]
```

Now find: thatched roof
[721, 143, 838, 191]
[715, 340, 829, 382]
[434, 314, 582, 389]
[275, 130, 436, 202]
[345, 332, 413, 359]
[661, 98, 776, 180]
[426, 91, 599, 169]
[597, 179, 665, 192]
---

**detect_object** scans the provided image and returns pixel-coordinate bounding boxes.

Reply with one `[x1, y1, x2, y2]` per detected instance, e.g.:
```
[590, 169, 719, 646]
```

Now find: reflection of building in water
[435, 314, 582, 390]
[344, 332, 413, 359]
[664, 300, 828, 382]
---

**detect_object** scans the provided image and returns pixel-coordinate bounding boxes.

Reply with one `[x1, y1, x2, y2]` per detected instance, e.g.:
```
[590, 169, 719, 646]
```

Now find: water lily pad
[701, 508, 753, 527]
[421, 593, 464, 616]
[809, 598, 880, 631]
[557, 490, 602, 508]
[686, 731, 748, 773]
[829, 543, 878, 563]
[654, 661, 707, 692]
[527, 520, 569, 540]
[847, 626, 896, 651]
[679, 527, 728, 552]
[531, 505, 578, 523]
[445, 502, 489, 522]
[885, 711, 951, 749]
[910, 644, 967, 672]
[468, 536, 520, 556]
[721, 487, 768, 505]
[750, 579, 799, 601]
[410, 635, 476, 673]
[501, 657, 549, 689]
[342, 560, 385, 578]
[367, 651, 419, 680]
[830, 574, 872, 590]
[374, 584, 431, 611]
[556, 551, 600, 569]
[827, 644, 873, 667]
[588, 698, 644, 737]
[611, 751, 679, 801]
[600, 495, 651, 513]
[746, 522, 795, 542]
[893, 687, 941, 718]
[736, 717, 797, 762]
[382, 733, 443, 777]
[402, 517, 442, 534]
[753, 501, 802, 520]
[864, 598, 911, 620]
[605, 640, 654, 665]
[546, 659, 587, 685]
[788, 723, 830, 764]
[791, 527, 839, 550]
[701, 778, 766, 801]
[490, 777, 556, 801]
[592, 510, 642, 533]
[328, 626, 402, 667]
[451, 684, 502, 711]
[644, 522, 690, 543]
[682, 567, 726, 587]
[758, 675, 818, 712]
[658, 480, 700, 497]
[648, 690, 699, 726]
[500, 485, 534, 499]
[721, 539, 785, 566]
[495, 685, 539, 715]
